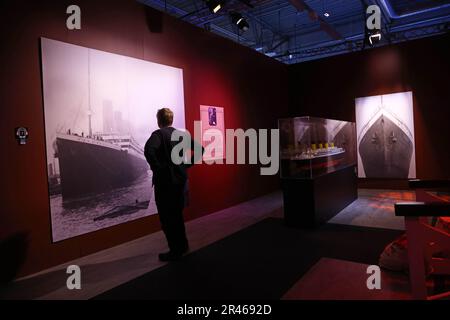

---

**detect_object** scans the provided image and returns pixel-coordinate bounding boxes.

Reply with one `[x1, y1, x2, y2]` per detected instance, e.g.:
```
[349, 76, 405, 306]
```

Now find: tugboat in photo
[358, 97, 414, 178]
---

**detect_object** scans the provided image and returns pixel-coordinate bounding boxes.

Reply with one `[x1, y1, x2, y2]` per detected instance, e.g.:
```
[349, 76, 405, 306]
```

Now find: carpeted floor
[329, 189, 412, 230]
[94, 218, 403, 300]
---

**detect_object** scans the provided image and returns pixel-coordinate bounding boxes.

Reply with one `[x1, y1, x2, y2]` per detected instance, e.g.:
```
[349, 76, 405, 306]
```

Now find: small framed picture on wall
[200, 105, 225, 161]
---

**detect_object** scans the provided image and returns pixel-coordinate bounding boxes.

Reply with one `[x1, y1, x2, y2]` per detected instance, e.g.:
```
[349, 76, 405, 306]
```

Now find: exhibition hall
[1, 0, 450, 307]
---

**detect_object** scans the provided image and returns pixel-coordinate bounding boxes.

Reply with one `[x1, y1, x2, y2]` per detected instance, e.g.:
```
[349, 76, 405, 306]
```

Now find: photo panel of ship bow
[355, 91, 416, 179]
[40, 38, 186, 242]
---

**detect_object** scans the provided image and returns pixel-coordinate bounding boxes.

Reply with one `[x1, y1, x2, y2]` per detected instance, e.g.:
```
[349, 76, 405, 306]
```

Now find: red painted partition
[0, 0, 289, 276]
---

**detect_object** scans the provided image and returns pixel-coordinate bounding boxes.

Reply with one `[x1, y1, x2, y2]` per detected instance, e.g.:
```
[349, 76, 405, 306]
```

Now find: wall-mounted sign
[200, 105, 225, 161]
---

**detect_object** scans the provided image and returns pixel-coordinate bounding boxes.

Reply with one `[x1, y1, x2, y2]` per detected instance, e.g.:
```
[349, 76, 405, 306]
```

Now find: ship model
[280, 118, 355, 178]
[358, 96, 413, 178]
[53, 51, 148, 199]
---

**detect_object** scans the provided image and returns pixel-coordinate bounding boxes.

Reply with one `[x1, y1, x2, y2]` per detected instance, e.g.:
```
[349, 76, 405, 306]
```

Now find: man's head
[156, 108, 174, 128]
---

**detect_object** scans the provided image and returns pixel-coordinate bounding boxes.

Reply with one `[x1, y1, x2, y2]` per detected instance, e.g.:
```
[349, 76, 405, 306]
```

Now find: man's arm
[186, 138, 204, 168]
[144, 131, 164, 172]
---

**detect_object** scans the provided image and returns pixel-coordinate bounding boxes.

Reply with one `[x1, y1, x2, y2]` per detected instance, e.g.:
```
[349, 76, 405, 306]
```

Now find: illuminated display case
[279, 116, 357, 179]
[279, 116, 357, 228]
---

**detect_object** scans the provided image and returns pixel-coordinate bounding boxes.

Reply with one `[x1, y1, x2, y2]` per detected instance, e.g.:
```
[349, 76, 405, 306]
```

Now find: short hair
[156, 108, 174, 127]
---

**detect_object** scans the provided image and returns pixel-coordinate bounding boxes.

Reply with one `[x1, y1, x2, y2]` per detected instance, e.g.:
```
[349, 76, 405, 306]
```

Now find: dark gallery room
[1, 0, 450, 312]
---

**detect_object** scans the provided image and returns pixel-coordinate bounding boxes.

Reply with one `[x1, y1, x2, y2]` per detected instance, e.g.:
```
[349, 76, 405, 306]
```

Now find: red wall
[0, 0, 289, 276]
[288, 34, 450, 185]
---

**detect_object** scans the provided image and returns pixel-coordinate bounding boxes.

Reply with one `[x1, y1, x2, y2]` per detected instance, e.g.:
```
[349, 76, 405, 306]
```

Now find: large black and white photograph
[355, 91, 416, 179]
[41, 38, 186, 242]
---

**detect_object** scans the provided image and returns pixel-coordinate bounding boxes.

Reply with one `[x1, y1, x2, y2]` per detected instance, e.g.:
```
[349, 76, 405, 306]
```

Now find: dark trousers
[154, 183, 188, 254]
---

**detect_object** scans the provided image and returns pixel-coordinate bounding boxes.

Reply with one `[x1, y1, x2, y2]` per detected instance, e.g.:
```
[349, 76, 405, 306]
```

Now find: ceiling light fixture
[206, 0, 224, 14]
[368, 31, 382, 45]
[230, 12, 249, 32]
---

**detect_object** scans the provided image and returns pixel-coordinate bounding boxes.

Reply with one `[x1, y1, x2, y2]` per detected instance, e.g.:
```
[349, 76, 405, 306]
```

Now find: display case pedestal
[281, 165, 357, 228]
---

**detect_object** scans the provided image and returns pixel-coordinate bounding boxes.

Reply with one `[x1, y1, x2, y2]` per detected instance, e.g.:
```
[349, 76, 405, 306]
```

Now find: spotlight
[324, 12, 330, 17]
[230, 12, 249, 32]
[206, 0, 224, 14]
[368, 30, 382, 46]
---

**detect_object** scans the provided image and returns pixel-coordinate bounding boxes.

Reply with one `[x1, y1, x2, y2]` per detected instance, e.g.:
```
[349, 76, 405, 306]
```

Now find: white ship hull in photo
[55, 133, 148, 199]
[355, 91, 416, 179]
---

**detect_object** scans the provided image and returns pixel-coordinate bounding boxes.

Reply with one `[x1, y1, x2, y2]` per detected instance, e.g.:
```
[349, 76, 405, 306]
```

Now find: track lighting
[368, 30, 382, 46]
[205, 0, 224, 14]
[230, 12, 249, 32]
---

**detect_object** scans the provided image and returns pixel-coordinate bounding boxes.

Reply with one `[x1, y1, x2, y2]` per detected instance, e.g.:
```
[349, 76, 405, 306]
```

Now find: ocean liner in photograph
[55, 130, 149, 199]
[41, 37, 185, 241]
[53, 47, 149, 200]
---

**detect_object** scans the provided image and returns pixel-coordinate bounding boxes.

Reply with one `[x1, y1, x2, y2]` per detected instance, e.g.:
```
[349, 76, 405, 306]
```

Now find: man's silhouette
[144, 108, 202, 261]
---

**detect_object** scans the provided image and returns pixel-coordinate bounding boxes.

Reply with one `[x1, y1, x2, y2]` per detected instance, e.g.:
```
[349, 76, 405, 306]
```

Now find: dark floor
[1, 190, 412, 300]
[94, 218, 402, 300]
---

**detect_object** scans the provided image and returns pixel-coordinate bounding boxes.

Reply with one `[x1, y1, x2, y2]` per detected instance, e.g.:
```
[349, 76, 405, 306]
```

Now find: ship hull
[56, 136, 149, 199]
[359, 115, 413, 178]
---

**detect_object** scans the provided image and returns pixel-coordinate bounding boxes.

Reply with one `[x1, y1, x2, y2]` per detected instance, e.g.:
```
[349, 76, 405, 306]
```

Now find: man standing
[144, 108, 202, 261]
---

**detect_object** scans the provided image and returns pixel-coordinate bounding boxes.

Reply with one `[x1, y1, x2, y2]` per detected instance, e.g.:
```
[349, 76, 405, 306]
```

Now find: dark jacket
[144, 126, 203, 186]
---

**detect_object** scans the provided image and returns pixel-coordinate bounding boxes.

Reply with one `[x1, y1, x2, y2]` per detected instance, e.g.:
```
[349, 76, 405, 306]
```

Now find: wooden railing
[395, 179, 450, 300]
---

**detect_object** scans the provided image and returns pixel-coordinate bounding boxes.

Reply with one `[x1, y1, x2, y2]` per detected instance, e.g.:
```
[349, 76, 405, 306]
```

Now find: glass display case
[279, 116, 356, 179]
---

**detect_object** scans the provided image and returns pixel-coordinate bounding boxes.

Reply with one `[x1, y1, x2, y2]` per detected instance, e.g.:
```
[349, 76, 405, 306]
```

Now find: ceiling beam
[142, 0, 255, 44]
[288, 0, 343, 40]
[269, 37, 289, 51]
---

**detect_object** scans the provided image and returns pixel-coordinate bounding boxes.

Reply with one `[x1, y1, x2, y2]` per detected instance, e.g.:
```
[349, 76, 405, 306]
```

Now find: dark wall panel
[0, 0, 289, 276]
[288, 34, 450, 182]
